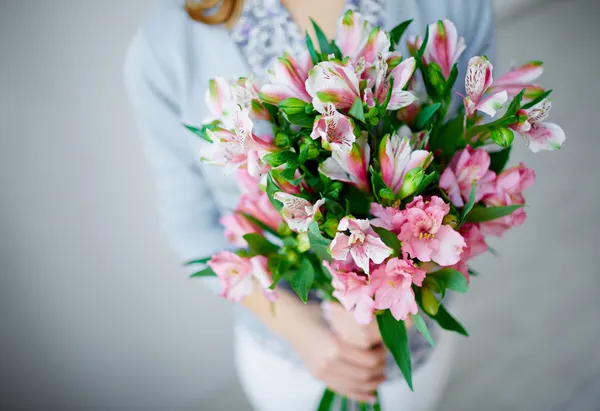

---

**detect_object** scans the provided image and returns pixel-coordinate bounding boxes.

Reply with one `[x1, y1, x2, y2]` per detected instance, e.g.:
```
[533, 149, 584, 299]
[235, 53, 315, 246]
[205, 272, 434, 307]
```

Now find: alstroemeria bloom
[370, 203, 406, 233]
[310, 103, 356, 153]
[399, 196, 466, 266]
[323, 260, 375, 324]
[511, 98, 566, 153]
[364, 55, 417, 110]
[220, 213, 260, 247]
[273, 193, 325, 232]
[379, 132, 432, 194]
[439, 146, 497, 207]
[330, 217, 392, 275]
[488, 61, 545, 99]
[320, 133, 371, 193]
[238, 191, 283, 231]
[480, 163, 535, 236]
[464, 56, 508, 117]
[260, 52, 312, 105]
[422, 20, 466, 79]
[371, 258, 426, 321]
[208, 252, 276, 302]
[205, 77, 237, 120]
[459, 223, 488, 261]
[200, 128, 248, 170]
[305, 60, 361, 111]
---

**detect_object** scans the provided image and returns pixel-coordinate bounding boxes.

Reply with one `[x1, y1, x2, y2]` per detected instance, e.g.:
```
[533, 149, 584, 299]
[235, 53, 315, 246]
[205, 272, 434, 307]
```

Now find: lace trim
[230, 0, 385, 80]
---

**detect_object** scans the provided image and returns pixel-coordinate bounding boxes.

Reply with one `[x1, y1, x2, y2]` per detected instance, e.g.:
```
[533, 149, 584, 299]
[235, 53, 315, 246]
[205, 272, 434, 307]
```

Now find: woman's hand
[323, 301, 413, 349]
[286, 304, 385, 403]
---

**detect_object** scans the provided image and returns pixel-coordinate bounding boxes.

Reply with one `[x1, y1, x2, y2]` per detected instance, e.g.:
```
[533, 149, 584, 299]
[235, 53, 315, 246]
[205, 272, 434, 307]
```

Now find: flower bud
[490, 127, 514, 148]
[296, 232, 311, 253]
[285, 249, 300, 265]
[421, 286, 440, 316]
[275, 132, 291, 148]
[442, 213, 459, 228]
[278, 97, 308, 115]
[398, 168, 425, 199]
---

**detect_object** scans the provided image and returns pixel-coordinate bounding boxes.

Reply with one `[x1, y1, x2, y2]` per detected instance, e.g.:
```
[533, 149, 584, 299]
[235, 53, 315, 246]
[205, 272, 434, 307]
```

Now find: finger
[329, 358, 386, 384]
[338, 343, 387, 369]
[326, 381, 377, 404]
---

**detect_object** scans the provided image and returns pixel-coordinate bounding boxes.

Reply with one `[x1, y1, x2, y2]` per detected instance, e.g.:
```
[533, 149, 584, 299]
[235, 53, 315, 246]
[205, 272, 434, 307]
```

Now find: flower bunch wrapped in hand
[185, 10, 565, 410]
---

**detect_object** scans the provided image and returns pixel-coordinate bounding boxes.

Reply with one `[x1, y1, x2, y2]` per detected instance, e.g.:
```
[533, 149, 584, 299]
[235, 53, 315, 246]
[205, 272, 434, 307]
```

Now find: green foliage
[466, 204, 525, 223]
[414, 103, 441, 130]
[489, 146, 512, 173]
[430, 304, 469, 336]
[268, 254, 288, 290]
[427, 268, 469, 295]
[243, 233, 279, 256]
[490, 127, 515, 148]
[190, 267, 217, 278]
[389, 19, 413, 49]
[305, 33, 320, 65]
[262, 151, 297, 167]
[411, 312, 435, 346]
[266, 173, 283, 212]
[317, 388, 336, 411]
[307, 222, 333, 262]
[459, 182, 477, 227]
[292, 258, 315, 303]
[377, 311, 413, 390]
[349, 98, 366, 123]
[522, 89, 552, 109]
[183, 122, 217, 143]
[185, 257, 211, 265]
[344, 185, 371, 218]
[371, 225, 403, 256]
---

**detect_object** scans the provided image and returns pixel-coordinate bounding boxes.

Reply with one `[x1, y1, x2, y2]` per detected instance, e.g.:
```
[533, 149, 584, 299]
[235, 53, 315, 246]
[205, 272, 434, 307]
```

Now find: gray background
[1, 0, 599, 409]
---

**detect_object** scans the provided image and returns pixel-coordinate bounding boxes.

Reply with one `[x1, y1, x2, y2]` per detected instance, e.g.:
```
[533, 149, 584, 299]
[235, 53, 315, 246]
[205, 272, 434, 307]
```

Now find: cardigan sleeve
[124, 29, 225, 293]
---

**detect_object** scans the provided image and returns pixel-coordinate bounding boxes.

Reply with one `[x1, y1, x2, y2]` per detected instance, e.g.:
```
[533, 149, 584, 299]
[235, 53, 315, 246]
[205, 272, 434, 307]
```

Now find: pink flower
[273, 193, 325, 232]
[379, 132, 432, 194]
[238, 191, 283, 231]
[220, 214, 261, 247]
[259, 52, 312, 105]
[511, 98, 566, 153]
[200, 128, 248, 170]
[422, 20, 466, 79]
[305, 60, 361, 112]
[439, 146, 497, 207]
[319, 132, 371, 193]
[324, 260, 375, 324]
[329, 217, 392, 275]
[205, 77, 236, 120]
[336, 10, 390, 67]
[364, 55, 417, 110]
[236, 169, 262, 195]
[371, 258, 426, 321]
[370, 203, 406, 233]
[208, 252, 276, 302]
[310, 103, 356, 153]
[399, 196, 466, 266]
[480, 163, 535, 236]
[488, 61, 545, 99]
[458, 223, 488, 261]
[464, 56, 508, 117]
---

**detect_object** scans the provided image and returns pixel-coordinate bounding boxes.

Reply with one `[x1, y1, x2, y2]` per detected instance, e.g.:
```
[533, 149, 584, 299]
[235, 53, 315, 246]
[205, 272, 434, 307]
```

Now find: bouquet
[185, 11, 565, 410]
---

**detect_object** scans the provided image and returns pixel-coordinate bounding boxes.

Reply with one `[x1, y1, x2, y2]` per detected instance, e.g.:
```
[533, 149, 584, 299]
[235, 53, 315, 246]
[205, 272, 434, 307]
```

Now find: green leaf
[262, 151, 297, 167]
[185, 257, 211, 265]
[466, 204, 525, 223]
[522, 89, 552, 110]
[369, 166, 387, 203]
[349, 98, 366, 123]
[389, 19, 413, 48]
[305, 33, 320, 65]
[311, 19, 334, 56]
[184, 123, 216, 143]
[266, 173, 283, 212]
[489, 146, 512, 173]
[445, 63, 459, 95]
[340, 397, 349, 411]
[427, 63, 445, 98]
[430, 268, 469, 294]
[505, 88, 526, 116]
[344, 185, 371, 218]
[371, 225, 402, 256]
[417, 26, 429, 59]
[278, 98, 308, 115]
[243, 233, 279, 256]
[190, 267, 216, 278]
[281, 111, 316, 128]
[317, 388, 336, 411]
[412, 171, 436, 197]
[414, 103, 441, 130]
[262, 102, 279, 120]
[292, 258, 315, 303]
[268, 255, 288, 289]
[411, 312, 435, 346]
[459, 181, 477, 227]
[430, 304, 468, 336]
[468, 267, 481, 277]
[490, 127, 515, 148]
[377, 311, 413, 390]
[381, 77, 395, 111]
[307, 222, 333, 262]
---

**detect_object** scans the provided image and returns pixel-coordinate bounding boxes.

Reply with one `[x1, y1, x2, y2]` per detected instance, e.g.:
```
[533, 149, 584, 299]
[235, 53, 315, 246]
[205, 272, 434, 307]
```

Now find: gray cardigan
[124, 0, 495, 369]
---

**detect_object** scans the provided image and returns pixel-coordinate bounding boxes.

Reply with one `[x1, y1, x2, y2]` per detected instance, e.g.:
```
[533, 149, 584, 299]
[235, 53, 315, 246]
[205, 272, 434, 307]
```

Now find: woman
[125, 0, 496, 409]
